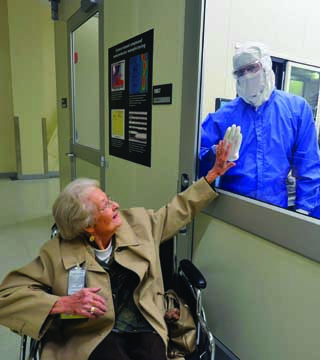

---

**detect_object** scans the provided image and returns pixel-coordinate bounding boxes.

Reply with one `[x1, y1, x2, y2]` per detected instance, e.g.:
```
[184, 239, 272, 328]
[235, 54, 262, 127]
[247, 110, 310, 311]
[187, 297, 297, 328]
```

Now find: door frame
[175, 0, 206, 264]
[67, 3, 106, 189]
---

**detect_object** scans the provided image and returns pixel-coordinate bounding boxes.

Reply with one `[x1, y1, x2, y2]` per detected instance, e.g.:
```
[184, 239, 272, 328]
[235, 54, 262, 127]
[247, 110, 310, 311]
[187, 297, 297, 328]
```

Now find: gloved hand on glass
[223, 124, 242, 161]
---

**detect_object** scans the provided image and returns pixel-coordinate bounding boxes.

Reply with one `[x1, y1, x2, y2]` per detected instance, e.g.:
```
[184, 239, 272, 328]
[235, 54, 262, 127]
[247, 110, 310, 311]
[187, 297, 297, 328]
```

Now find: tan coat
[0, 178, 217, 360]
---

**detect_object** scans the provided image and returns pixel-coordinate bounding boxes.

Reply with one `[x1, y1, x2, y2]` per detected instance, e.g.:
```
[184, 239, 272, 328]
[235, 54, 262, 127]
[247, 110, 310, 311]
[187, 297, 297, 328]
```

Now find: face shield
[232, 60, 262, 79]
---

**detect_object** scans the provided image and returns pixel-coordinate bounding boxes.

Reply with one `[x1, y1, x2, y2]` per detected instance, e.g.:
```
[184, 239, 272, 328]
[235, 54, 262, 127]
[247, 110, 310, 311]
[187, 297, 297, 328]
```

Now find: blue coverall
[199, 90, 320, 212]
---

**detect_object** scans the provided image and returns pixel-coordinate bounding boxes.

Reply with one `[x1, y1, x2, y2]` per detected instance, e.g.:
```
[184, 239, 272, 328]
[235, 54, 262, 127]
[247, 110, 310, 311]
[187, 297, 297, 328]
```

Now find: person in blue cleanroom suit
[199, 42, 320, 215]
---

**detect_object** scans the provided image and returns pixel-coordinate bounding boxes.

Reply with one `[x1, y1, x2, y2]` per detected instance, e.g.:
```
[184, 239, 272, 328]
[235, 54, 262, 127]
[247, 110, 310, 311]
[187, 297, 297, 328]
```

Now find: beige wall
[194, 214, 320, 360]
[55, 0, 186, 206]
[202, 0, 320, 116]
[7, 0, 58, 175]
[104, 0, 186, 209]
[59, 1, 80, 21]
[0, 0, 15, 174]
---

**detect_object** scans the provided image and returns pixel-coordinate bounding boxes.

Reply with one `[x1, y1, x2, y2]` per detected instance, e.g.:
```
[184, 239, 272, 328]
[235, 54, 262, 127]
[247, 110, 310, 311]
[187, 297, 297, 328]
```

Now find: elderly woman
[0, 141, 234, 360]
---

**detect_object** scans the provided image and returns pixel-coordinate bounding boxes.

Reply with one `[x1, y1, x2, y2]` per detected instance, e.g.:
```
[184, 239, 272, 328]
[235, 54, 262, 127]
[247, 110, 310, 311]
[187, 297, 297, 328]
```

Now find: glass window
[284, 62, 320, 140]
[284, 62, 320, 215]
[198, 55, 320, 220]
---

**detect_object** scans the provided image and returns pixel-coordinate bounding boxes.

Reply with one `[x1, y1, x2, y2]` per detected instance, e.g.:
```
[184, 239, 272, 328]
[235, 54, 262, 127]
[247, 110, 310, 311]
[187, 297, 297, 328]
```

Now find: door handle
[180, 173, 190, 192]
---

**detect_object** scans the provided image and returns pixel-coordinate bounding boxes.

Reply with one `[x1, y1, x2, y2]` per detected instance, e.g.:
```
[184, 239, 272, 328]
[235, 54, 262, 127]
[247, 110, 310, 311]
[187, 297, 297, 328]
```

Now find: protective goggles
[233, 61, 262, 79]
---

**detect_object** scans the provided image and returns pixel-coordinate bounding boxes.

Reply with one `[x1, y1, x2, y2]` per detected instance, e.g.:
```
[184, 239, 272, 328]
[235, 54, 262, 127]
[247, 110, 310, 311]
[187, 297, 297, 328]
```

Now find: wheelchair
[19, 226, 215, 360]
[173, 259, 215, 360]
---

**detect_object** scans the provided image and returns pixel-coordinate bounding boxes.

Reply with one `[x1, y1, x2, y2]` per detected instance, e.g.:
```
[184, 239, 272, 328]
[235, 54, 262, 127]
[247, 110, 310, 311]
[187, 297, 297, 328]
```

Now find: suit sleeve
[198, 113, 221, 178]
[292, 99, 320, 211]
[0, 244, 60, 339]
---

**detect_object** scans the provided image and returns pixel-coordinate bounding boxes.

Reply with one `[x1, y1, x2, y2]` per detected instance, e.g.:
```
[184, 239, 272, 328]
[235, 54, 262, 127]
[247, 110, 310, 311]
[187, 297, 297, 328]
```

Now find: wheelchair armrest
[178, 259, 207, 290]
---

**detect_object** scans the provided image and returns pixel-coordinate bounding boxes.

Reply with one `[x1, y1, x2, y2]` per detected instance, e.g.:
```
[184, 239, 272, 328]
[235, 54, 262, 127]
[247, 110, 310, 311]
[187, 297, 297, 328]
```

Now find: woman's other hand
[164, 308, 180, 322]
[50, 287, 107, 319]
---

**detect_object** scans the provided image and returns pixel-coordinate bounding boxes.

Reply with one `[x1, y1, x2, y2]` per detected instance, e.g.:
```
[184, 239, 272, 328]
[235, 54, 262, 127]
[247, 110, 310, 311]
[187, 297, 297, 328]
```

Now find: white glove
[223, 124, 242, 161]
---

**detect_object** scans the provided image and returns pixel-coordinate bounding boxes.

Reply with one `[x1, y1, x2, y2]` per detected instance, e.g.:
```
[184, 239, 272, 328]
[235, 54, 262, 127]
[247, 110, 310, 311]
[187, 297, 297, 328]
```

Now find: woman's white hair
[52, 178, 100, 240]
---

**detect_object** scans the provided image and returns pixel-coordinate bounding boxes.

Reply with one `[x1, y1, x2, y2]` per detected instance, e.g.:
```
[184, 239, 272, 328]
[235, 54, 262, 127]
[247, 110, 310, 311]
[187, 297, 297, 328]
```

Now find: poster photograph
[111, 109, 125, 139]
[111, 60, 125, 92]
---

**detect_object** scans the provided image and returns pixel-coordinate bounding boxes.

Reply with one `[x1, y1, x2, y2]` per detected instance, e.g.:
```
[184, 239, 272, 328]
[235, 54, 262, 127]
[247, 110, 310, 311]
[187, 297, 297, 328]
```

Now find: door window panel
[71, 13, 99, 149]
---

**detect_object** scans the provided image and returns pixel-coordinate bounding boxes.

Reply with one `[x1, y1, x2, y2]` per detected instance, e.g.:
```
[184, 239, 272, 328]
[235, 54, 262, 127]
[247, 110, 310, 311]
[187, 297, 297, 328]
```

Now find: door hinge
[100, 155, 108, 168]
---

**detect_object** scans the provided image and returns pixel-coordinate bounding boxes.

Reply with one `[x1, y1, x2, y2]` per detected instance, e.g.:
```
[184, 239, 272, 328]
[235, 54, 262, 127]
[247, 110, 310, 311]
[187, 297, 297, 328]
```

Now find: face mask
[236, 68, 274, 108]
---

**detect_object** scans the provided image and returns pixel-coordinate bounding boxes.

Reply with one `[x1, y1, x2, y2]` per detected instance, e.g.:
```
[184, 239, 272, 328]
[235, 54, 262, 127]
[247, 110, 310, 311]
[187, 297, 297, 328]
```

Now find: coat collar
[114, 214, 140, 249]
[113, 215, 149, 282]
[60, 216, 141, 272]
[60, 236, 98, 271]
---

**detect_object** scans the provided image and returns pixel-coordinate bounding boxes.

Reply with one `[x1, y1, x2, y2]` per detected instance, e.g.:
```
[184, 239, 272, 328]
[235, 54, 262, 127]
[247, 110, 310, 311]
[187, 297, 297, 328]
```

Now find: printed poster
[108, 29, 153, 166]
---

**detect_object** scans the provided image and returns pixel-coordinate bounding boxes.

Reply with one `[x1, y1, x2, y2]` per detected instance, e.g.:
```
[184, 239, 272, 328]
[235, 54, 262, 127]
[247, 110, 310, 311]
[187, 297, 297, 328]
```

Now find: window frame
[198, 56, 320, 264]
[202, 189, 320, 264]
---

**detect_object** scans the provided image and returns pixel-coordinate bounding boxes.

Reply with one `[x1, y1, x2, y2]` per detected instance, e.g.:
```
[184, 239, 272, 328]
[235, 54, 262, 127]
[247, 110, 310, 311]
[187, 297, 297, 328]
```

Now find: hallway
[0, 177, 59, 359]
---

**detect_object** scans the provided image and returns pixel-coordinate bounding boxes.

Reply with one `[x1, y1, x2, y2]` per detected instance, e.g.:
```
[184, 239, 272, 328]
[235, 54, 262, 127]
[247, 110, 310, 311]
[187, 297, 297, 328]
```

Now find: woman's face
[87, 188, 122, 241]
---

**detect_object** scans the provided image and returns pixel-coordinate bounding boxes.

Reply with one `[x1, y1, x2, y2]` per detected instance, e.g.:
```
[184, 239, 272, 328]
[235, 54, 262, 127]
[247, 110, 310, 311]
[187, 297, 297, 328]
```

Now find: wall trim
[204, 189, 320, 264]
[0, 172, 18, 179]
[9, 171, 59, 181]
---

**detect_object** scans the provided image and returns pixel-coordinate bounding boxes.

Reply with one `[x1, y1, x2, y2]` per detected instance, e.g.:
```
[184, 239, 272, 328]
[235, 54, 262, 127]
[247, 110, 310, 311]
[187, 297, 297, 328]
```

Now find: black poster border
[108, 29, 154, 167]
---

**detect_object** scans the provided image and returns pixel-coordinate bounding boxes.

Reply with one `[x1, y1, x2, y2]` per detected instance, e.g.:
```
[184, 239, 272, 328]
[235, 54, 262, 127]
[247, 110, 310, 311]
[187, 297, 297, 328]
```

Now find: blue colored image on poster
[129, 53, 148, 94]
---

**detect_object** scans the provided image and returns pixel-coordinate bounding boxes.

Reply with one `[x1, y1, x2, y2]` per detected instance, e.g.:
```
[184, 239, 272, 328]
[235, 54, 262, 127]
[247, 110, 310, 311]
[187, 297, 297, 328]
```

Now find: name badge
[61, 265, 87, 320]
[68, 266, 86, 295]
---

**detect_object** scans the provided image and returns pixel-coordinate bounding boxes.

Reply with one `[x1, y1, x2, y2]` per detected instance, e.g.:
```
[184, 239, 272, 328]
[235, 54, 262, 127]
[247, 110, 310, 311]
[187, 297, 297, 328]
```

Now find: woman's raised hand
[205, 140, 236, 184]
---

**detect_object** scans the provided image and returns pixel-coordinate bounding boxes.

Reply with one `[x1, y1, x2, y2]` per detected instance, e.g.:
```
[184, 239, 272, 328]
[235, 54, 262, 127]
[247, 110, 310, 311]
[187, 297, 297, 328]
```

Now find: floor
[0, 177, 60, 360]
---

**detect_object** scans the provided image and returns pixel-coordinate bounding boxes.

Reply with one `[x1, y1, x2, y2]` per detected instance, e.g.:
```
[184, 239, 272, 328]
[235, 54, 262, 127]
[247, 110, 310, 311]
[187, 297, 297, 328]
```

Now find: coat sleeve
[292, 98, 320, 212]
[198, 113, 221, 178]
[0, 243, 60, 340]
[147, 178, 218, 244]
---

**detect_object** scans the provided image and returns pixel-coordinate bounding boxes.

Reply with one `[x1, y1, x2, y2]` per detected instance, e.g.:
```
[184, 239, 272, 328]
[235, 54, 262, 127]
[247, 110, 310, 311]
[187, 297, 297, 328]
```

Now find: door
[67, 5, 106, 189]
